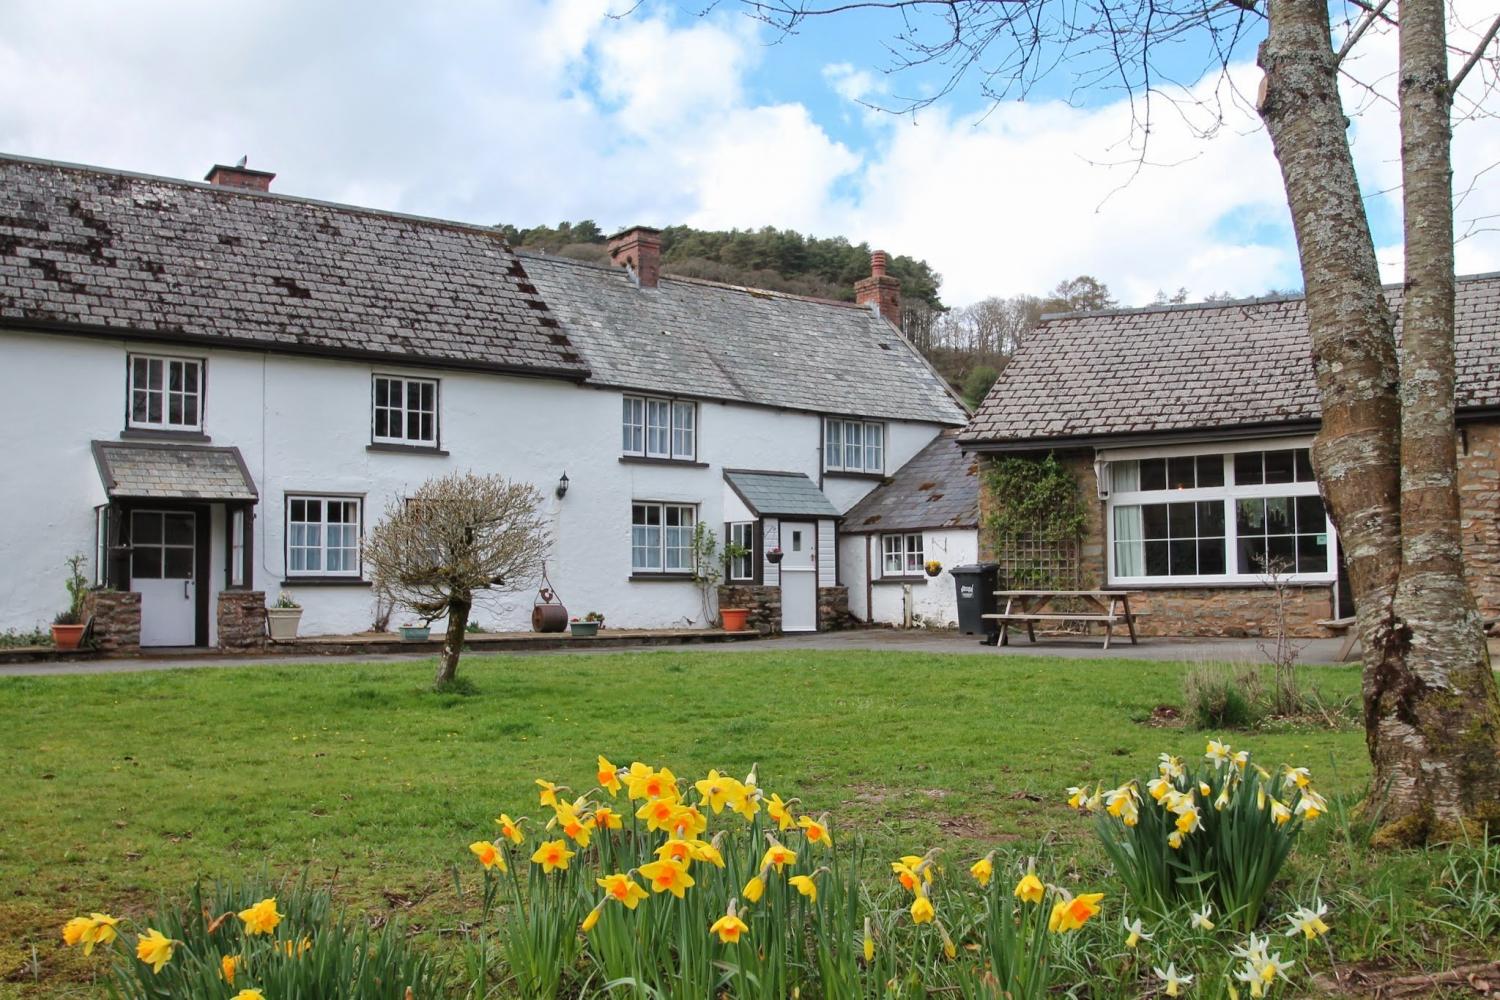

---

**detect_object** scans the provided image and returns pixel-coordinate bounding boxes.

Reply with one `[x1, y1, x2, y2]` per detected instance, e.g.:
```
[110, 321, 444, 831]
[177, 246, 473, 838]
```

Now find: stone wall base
[1126, 586, 1333, 638]
[84, 590, 140, 654]
[718, 584, 781, 635]
[818, 586, 856, 631]
[218, 590, 267, 651]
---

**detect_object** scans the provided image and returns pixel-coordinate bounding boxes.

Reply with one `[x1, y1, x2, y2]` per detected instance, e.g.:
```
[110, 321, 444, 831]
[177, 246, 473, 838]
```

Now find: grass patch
[0, 650, 1480, 996]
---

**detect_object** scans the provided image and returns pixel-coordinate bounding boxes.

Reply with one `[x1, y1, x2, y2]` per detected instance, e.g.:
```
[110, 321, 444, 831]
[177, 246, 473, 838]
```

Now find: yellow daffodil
[221, 954, 240, 984]
[238, 899, 282, 937]
[1295, 788, 1328, 821]
[688, 837, 726, 868]
[1048, 892, 1103, 933]
[1190, 903, 1215, 931]
[1014, 873, 1045, 904]
[597, 873, 649, 909]
[626, 763, 678, 801]
[1147, 776, 1174, 802]
[710, 910, 749, 944]
[1284, 899, 1330, 939]
[970, 854, 994, 887]
[863, 917, 875, 962]
[134, 929, 174, 974]
[656, 838, 695, 865]
[669, 803, 708, 839]
[1215, 784, 1233, 811]
[798, 814, 833, 848]
[593, 806, 623, 830]
[789, 874, 818, 902]
[939, 924, 958, 959]
[277, 936, 313, 957]
[761, 840, 797, 873]
[766, 793, 796, 830]
[694, 769, 737, 813]
[1175, 805, 1202, 836]
[495, 813, 524, 844]
[554, 804, 593, 847]
[75, 913, 119, 955]
[470, 840, 506, 871]
[636, 797, 679, 832]
[581, 902, 604, 932]
[1205, 739, 1233, 767]
[728, 783, 761, 822]
[1269, 797, 1292, 826]
[639, 859, 695, 898]
[1232, 750, 1250, 770]
[910, 893, 935, 924]
[1106, 784, 1141, 827]
[1168, 830, 1185, 850]
[61, 916, 93, 947]
[1198, 781, 1213, 797]
[233, 991, 266, 1000]
[1066, 785, 1092, 810]
[1158, 753, 1185, 780]
[1123, 915, 1153, 949]
[597, 755, 622, 796]
[1154, 962, 1193, 997]
[531, 838, 575, 873]
[535, 778, 564, 807]
[893, 861, 921, 893]
[743, 875, 765, 903]
[1283, 765, 1312, 789]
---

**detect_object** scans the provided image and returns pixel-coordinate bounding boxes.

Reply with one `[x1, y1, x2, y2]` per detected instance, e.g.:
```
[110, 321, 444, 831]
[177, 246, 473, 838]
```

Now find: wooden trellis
[994, 533, 1082, 590]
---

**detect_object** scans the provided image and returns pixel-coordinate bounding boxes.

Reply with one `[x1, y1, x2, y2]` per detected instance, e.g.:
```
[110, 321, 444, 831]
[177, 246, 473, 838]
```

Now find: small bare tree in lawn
[365, 472, 550, 688]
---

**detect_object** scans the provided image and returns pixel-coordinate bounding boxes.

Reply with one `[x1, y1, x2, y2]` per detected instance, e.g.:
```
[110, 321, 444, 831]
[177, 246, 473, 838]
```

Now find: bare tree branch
[1449, 13, 1500, 96]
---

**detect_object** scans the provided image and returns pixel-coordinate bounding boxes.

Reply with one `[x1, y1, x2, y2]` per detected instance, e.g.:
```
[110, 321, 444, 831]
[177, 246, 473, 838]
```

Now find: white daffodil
[1284, 898, 1331, 939]
[1153, 962, 1194, 997]
[1190, 903, 1215, 931]
[1205, 739, 1233, 767]
[1123, 915, 1153, 949]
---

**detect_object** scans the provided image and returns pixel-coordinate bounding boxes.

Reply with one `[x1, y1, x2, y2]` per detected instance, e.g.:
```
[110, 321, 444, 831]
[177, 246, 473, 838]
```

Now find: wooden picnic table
[983, 590, 1140, 650]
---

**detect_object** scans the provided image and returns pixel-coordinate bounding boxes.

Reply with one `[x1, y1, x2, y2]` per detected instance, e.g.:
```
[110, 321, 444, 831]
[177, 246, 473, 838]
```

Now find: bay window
[1106, 443, 1333, 584]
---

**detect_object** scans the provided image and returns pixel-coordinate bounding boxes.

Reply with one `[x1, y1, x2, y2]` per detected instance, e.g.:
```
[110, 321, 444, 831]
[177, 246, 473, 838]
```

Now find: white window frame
[127, 353, 204, 431]
[632, 502, 697, 574]
[372, 374, 439, 447]
[880, 532, 925, 577]
[286, 495, 363, 578]
[623, 395, 697, 461]
[824, 418, 885, 474]
[727, 521, 755, 581]
[229, 508, 246, 587]
[1102, 436, 1336, 587]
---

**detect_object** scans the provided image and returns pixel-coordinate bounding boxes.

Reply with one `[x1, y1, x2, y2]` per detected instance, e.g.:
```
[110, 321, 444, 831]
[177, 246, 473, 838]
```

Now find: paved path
[0, 629, 1372, 677]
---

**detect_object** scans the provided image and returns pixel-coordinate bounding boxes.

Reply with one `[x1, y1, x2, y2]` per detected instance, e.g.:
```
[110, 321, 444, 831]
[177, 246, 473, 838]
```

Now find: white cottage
[0, 154, 966, 649]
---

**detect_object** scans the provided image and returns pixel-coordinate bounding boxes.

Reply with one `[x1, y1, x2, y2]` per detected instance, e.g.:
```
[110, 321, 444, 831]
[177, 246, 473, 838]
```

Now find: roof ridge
[0, 151, 518, 245]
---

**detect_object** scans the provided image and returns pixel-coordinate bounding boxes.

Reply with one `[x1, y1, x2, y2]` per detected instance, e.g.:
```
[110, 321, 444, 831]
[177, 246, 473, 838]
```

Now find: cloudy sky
[2, 1, 1497, 307]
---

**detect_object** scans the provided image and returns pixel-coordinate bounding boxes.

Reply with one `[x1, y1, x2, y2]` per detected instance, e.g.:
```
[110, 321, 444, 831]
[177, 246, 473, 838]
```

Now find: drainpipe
[864, 535, 873, 623]
[902, 584, 913, 629]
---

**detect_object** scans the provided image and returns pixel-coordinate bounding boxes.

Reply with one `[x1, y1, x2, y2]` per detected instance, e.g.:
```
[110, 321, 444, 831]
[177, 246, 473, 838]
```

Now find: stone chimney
[854, 250, 902, 326]
[204, 161, 276, 192]
[607, 226, 662, 289]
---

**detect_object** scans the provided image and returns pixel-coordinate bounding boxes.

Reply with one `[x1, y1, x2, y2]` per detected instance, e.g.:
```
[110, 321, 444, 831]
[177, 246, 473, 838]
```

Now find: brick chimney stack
[607, 226, 663, 289]
[854, 250, 902, 326]
[204, 161, 275, 192]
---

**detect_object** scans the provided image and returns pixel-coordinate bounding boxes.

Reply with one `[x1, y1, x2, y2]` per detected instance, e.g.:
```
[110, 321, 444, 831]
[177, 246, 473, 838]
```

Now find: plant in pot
[400, 621, 432, 641]
[925, 559, 943, 578]
[719, 540, 752, 632]
[766, 546, 784, 564]
[570, 613, 602, 638]
[266, 591, 303, 641]
[50, 554, 90, 650]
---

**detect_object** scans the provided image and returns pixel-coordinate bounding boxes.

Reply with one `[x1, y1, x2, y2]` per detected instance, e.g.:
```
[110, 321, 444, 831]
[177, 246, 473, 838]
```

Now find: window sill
[873, 576, 930, 585]
[121, 428, 211, 443]
[619, 456, 708, 468]
[628, 573, 696, 582]
[280, 577, 374, 587]
[367, 443, 449, 456]
[1106, 579, 1335, 590]
[823, 470, 887, 481]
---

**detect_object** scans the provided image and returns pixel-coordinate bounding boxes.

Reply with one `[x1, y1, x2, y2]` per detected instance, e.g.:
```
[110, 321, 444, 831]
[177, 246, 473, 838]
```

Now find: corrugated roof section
[519, 251, 968, 425]
[842, 429, 979, 533]
[962, 274, 1500, 446]
[92, 441, 258, 500]
[723, 470, 841, 518]
[0, 155, 590, 378]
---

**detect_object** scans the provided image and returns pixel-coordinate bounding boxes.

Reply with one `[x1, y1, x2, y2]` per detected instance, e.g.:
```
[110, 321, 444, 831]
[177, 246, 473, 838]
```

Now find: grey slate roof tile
[724, 470, 841, 518]
[519, 251, 967, 425]
[962, 275, 1500, 446]
[92, 441, 258, 501]
[0, 155, 589, 377]
[841, 429, 979, 533]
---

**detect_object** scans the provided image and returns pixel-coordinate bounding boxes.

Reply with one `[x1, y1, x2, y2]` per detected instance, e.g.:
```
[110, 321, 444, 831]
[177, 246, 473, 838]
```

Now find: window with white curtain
[881, 532, 924, 576]
[825, 418, 885, 474]
[632, 502, 697, 573]
[623, 395, 696, 460]
[1106, 443, 1333, 584]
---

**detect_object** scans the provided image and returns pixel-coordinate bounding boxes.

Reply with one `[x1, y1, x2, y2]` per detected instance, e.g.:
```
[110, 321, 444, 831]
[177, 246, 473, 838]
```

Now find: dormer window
[824, 418, 884, 474]
[128, 354, 203, 431]
[623, 394, 696, 461]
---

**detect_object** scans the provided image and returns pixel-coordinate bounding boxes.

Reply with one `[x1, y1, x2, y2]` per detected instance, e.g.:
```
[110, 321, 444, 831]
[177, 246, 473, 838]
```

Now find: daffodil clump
[59, 879, 443, 999]
[463, 757, 1111, 999]
[1071, 740, 1327, 930]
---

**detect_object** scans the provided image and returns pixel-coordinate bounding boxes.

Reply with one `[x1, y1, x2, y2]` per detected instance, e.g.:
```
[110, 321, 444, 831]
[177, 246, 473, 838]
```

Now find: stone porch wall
[83, 590, 140, 654]
[718, 584, 781, 635]
[818, 586, 856, 631]
[217, 591, 267, 651]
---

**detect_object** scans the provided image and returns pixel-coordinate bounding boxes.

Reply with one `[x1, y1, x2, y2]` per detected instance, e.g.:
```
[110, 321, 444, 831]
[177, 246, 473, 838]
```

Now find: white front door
[131, 510, 197, 646]
[779, 521, 817, 633]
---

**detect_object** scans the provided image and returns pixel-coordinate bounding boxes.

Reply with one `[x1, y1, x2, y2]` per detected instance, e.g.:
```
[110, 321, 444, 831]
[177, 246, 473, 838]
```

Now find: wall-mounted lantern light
[556, 471, 570, 499]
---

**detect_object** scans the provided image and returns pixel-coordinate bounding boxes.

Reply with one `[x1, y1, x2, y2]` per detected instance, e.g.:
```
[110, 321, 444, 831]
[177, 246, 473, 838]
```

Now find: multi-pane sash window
[373, 375, 438, 445]
[623, 395, 696, 460]
[1107, 445, 1333, 584]
[287, 496, 362, 576]
[128, 354, 203, 430]
[881, 532, 924, 576]
[727, 522, 754, 580]
[632, 502, 696, 572]
[825, 419, 885, 474]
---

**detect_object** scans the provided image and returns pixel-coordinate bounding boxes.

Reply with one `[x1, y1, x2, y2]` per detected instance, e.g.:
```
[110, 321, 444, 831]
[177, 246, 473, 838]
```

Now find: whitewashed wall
[844, 528, 980, 628]
[0, 329, 949, 638]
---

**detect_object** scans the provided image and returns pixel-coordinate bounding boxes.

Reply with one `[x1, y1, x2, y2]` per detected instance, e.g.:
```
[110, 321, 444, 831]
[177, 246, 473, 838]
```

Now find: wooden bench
[983, 590, 1141, 650]
[1320, 615, 1500, 662]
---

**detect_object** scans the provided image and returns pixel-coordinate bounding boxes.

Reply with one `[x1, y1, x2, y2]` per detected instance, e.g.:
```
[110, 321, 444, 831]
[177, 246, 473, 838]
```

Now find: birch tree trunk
[1259, 0, 1500, 844]
[435, 593, 472, 688]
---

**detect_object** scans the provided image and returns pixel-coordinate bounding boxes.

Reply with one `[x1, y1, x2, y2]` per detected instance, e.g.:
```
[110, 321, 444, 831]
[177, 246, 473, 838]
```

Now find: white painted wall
[844, 528, 979, 628]
[0, 329, 952, 639]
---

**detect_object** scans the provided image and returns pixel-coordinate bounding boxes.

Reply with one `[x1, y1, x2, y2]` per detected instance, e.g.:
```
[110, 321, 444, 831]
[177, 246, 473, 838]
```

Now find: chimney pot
[607, 226, 663, 289]
[854, 248, 902, 327]
[870, 250, 888, 277]
[204, 162, 276, 192]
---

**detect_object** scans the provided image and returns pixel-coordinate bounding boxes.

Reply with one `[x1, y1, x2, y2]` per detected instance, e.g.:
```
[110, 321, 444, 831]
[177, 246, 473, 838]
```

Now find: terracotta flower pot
[50, 623, 86, 650]
[720, 608, 750, 632]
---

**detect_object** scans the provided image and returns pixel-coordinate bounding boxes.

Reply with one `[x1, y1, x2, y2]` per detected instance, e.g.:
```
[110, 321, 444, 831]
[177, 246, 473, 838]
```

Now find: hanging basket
[532, 566, 568, 633]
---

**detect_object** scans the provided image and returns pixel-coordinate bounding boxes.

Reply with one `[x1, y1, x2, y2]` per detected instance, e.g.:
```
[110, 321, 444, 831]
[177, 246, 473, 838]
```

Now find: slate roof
[0, 154, 588, 378]
[519, 251, 967, 425]
[963, 273, 1500, 448]
[724, 470, 841, 519]
[842, 430, 979, 534]
[92, 441, 258, 500]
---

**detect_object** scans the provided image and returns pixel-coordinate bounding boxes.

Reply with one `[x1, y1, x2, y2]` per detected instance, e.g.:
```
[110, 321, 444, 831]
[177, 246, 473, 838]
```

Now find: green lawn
[0, 650, 1421, 995]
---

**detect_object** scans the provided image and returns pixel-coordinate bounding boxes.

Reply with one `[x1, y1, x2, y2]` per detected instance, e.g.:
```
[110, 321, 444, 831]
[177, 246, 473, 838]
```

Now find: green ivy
[982, 454, 1087, 589]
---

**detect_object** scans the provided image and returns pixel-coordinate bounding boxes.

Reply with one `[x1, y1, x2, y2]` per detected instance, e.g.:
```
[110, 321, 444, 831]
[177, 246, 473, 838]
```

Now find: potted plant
[50, 554, 89, 651]
[925, 559, 943, 578]
[720, 607, 750, 632]
[570, 614, 602, 638]
[766, 546, 784, 565]
[400, 622, 432, 641]
[266, 591, 303, 641]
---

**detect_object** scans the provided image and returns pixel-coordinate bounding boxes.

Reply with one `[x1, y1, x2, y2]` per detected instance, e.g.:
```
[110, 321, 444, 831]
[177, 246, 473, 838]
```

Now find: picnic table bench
[1320, 614, 1500, 662]
[982, 590, 1140, 650]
